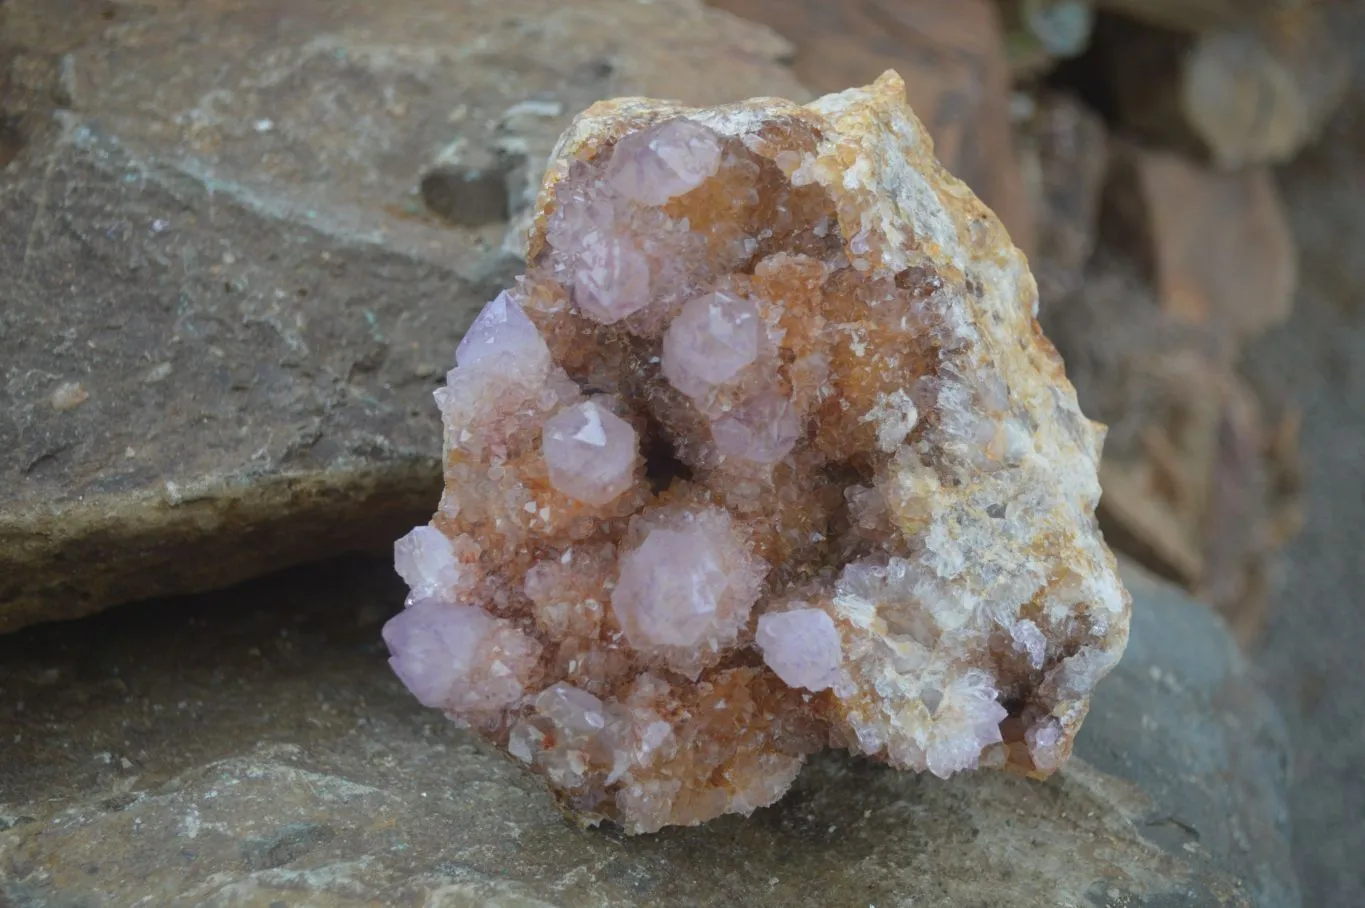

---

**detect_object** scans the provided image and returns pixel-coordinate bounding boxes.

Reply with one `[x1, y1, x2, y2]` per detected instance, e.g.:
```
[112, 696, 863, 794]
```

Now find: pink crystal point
[711, 391, 802, 463]
[1026, 717, 1066, 773]
[382, 600, 540, 715]
[661, 290, 761, 399]
[612, 508, 765, 675]
[922, 672, 1010, 779]
[571, 229, 653, 324]
[617, 529, 726, 647]
[393, 525, 469, 603]
[755, 607, 843, 692]
[606, 118, 724, 206]
[433, 290, 557, 458]
[455, 289, 550, 373]
[542, 400, 639, 506]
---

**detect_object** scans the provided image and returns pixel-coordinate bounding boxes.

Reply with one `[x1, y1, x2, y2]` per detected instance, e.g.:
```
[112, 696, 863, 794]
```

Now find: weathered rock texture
[0, 558, 1296, 907]
[1101, 142, 1298, 349]
[382, 73, 1129, 834]
[0, 0, 807, 633]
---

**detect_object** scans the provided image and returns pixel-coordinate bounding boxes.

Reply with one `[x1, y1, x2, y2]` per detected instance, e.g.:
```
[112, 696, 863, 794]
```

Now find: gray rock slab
[0, 0, 808, 632]
[1243, 4, 1365, 902]
[0, 558, 1297, 907]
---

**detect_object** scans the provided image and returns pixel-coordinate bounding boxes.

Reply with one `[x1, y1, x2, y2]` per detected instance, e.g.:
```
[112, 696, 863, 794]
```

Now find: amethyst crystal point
[611, 507, 765, 678]
[455, 290, 549, 372]
[385, 73, 1129, 834]
[755, 607, 844, 692]
[661, 290, 761, 399]
[566, 227, 653, 325]
[542, 400, 639, 506]
[606, 118, 725, 206]
[392, 525, 462, 603]
[383, 599, 540, 716]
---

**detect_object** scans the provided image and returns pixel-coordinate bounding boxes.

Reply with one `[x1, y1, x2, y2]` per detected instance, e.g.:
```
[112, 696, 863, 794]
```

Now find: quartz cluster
[384, 72, 1130, 833]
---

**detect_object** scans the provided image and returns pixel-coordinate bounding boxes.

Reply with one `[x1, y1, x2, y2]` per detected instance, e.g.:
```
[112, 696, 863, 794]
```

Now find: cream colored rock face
[383, 72, 1130, 834]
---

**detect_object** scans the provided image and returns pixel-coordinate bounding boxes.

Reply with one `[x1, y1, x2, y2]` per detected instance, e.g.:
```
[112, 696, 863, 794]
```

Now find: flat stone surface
[0, 0, 808, 633]
[1246, 4, 1365, 901]
[0, 558, 1296, 906]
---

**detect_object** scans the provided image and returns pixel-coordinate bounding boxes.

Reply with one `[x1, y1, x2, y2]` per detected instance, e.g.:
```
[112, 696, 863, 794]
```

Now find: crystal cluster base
[383, 73, 1130, 834]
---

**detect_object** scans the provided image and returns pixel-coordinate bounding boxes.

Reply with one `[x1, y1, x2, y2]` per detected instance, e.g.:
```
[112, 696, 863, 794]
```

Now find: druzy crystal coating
[383, 73, 1130, 834]
[611, 506, 765, 679]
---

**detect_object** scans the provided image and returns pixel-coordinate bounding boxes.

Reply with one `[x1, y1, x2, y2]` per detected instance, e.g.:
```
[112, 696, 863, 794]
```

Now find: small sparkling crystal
[711, 392, 802, 463]
[392, 525, 464, 603]
[755, 607, 843, 691]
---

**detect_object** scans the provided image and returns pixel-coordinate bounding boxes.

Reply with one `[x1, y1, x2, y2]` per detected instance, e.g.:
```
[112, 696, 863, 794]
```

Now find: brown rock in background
[1026, 64, 1305, 641]
[1092, 0, 1313, 34]
[1102, 11, 1349, 168]
[1095, 354, 1298, 645]
[999, 0, 1096, 79]
[1042, 251, 1301, 645]
[1018, 9, 1311, 646]
[0, 0, 807, 633]
[1100, 143, 1298, 349]
[1017, 92, 1109, 305]
[707, 0, 1034, 254]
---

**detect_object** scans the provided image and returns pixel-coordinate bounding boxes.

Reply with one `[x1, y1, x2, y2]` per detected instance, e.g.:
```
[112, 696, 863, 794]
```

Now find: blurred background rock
[2, 0, 1362, 904]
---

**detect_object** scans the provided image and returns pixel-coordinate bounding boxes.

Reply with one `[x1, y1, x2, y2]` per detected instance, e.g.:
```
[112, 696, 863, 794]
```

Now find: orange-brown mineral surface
[383, 72, 1130, 834]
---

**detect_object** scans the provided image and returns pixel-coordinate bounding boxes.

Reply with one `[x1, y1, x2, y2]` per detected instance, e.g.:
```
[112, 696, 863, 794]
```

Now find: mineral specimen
[383, 72, 1130, 834]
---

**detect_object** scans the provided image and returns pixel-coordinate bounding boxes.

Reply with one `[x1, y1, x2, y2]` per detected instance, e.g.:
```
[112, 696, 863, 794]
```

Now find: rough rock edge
[0, 462, 437, 632]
